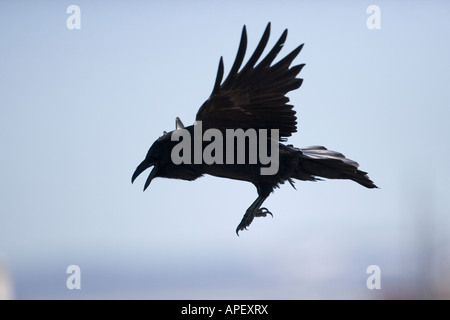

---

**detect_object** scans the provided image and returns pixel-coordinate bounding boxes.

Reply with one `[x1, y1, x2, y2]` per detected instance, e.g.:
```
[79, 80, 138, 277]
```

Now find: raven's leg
[236, 195, 272, 235]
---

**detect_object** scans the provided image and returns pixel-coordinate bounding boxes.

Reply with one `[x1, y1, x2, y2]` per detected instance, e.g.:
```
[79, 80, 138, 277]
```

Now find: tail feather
[291, 145, 377, 189]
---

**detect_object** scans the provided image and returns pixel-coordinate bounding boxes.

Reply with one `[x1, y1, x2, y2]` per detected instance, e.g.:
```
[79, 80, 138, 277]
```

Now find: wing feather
[196, 23, 304, 139]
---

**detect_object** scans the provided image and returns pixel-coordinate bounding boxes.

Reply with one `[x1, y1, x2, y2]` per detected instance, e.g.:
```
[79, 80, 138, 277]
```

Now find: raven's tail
[291, 145, 377, 189]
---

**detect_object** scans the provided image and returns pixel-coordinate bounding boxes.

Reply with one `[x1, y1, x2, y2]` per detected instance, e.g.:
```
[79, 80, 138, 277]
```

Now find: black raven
[132, 23, 377, 235]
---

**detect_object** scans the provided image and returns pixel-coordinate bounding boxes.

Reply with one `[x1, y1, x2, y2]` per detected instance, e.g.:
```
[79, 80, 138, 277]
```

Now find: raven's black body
[132, 23, 377, 234]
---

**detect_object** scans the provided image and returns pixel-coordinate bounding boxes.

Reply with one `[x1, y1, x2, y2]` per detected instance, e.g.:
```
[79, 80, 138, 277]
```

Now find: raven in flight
[132, 23, 377, 235]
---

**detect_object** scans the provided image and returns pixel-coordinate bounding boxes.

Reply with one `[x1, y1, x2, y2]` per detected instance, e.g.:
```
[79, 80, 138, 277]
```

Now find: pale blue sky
[1, 1, 449, 299]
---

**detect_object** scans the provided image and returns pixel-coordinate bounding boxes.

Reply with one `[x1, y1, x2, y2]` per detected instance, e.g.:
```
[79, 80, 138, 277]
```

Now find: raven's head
[131, 117, 185, 191]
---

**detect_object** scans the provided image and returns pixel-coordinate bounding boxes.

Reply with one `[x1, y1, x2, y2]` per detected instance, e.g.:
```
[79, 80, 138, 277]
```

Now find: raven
[132, 23, 377, 235]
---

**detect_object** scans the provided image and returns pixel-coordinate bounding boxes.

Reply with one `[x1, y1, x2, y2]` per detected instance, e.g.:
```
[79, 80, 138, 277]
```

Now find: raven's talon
[235, 206, 273, 235]
[255, 207, 273, 218]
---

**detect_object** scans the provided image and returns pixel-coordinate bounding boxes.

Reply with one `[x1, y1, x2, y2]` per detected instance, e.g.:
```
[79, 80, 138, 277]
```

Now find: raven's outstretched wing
[195, 22, 304, 139]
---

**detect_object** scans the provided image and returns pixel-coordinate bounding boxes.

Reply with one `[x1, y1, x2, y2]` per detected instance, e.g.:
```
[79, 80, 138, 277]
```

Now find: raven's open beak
[131, 160, 158, 191]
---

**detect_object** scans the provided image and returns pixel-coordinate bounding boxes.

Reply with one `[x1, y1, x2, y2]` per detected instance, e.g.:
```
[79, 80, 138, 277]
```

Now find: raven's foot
[236, 207, 273, 235]
[255, 207, 273, 218]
